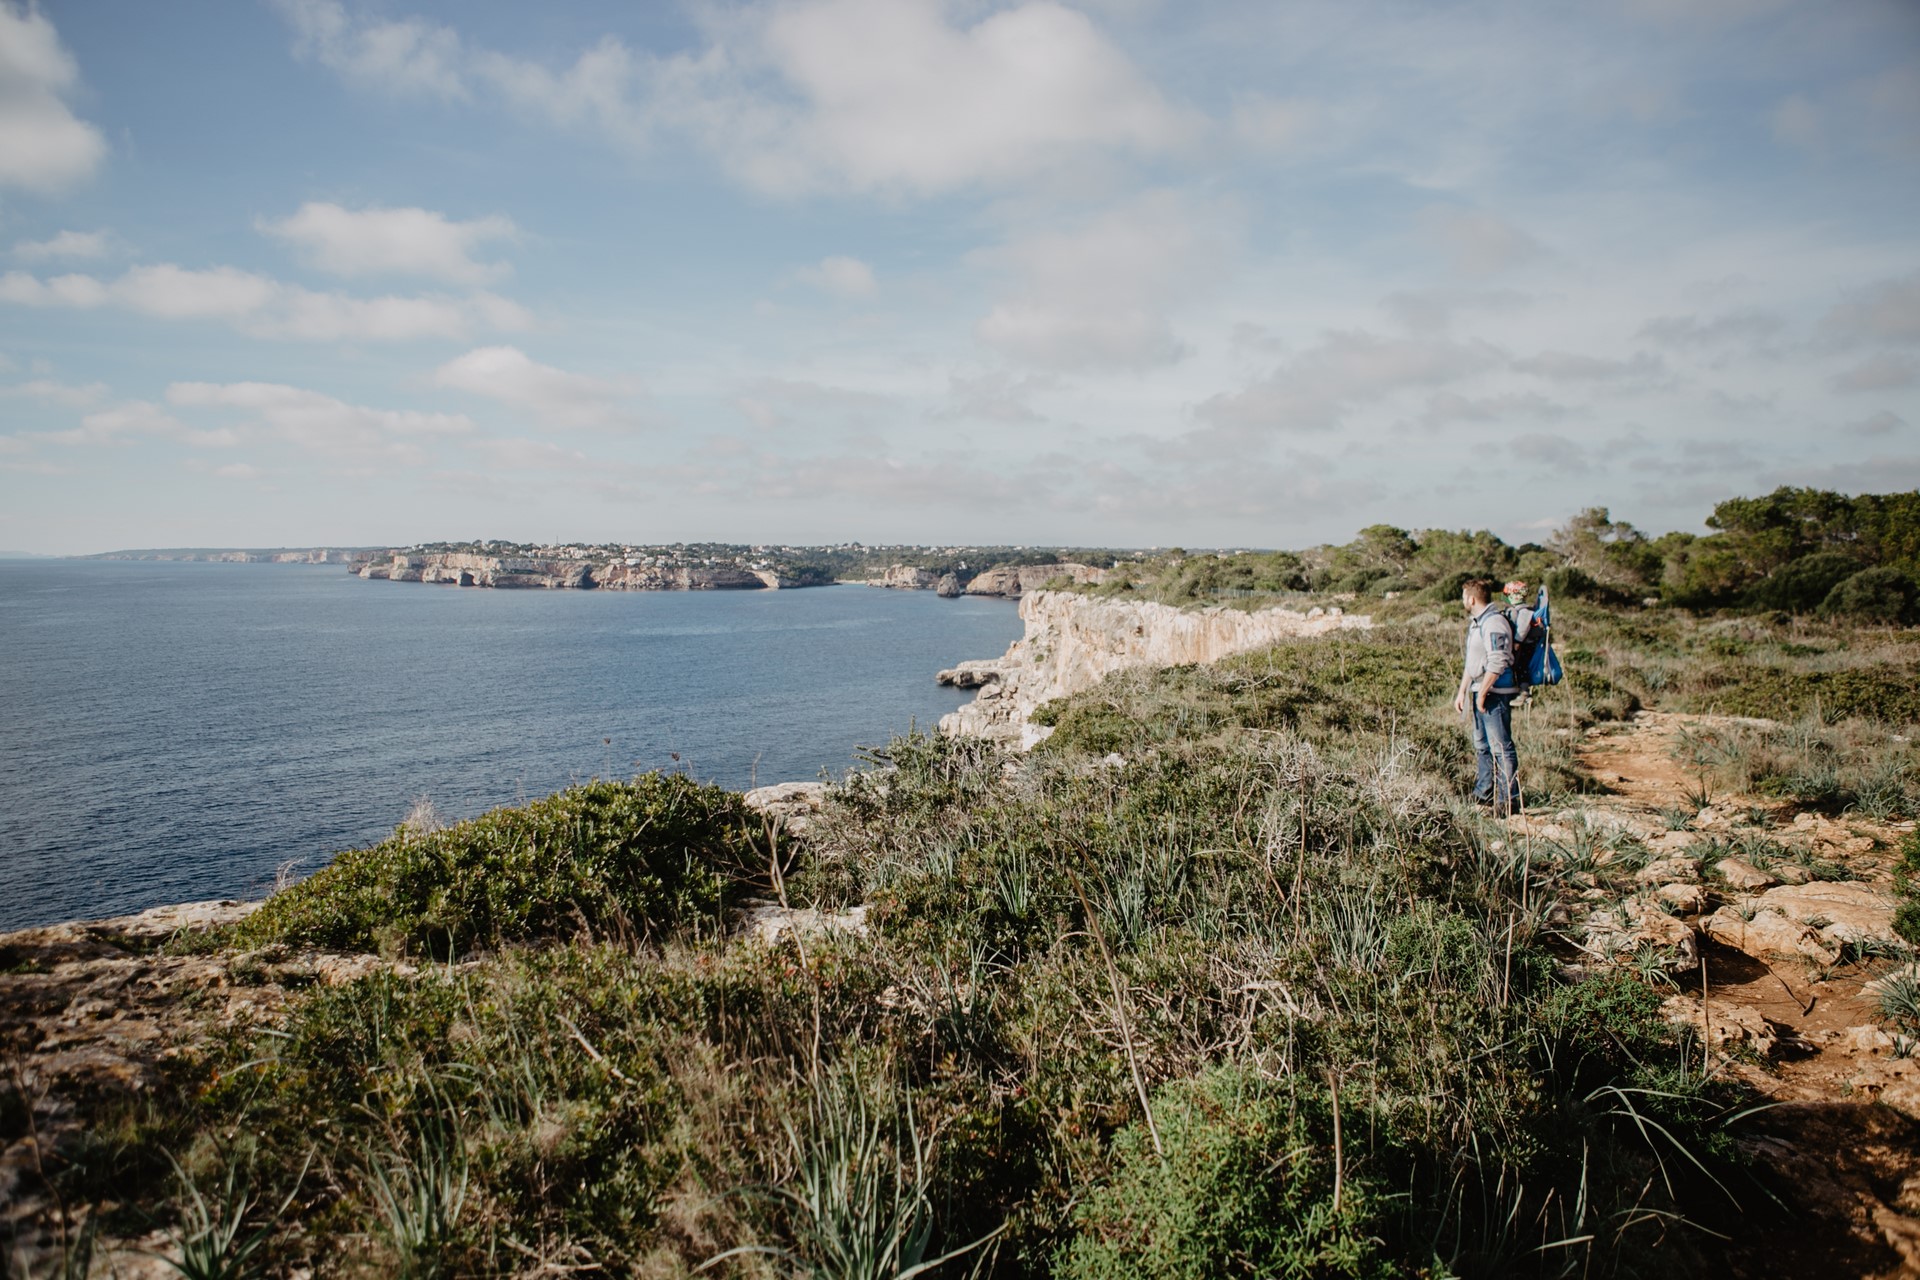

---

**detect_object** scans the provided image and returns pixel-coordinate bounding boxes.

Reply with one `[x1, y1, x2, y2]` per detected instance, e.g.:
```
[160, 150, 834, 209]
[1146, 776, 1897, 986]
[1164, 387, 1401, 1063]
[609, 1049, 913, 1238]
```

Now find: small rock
[1655, 883, 1706, 913]
[1661, 995, 1781, 1059]
[1701, 903, 1844, 966]
[1714, 857, 1777, 891]
[1840, 1024, 1897, 1056]
[1636, 856, 1699, 886]
[1884, 1080, 1920, 1125]
[1774, 864, 1813, 885]
[742, 781, 830, 834]
[736, 900, 869, 946]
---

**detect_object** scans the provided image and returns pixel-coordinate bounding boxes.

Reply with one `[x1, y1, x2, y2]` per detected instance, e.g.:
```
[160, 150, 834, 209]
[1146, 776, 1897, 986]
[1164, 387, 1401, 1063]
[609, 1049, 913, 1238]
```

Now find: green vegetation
[14, 487, 1919, 1277]
[1894, 830, 1920, 947]
[234, 774, 764, 958]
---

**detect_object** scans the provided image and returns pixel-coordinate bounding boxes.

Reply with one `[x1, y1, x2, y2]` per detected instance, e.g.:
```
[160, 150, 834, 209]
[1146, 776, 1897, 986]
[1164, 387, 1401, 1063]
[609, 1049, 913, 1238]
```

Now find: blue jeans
[1469, 690, 1520, 812]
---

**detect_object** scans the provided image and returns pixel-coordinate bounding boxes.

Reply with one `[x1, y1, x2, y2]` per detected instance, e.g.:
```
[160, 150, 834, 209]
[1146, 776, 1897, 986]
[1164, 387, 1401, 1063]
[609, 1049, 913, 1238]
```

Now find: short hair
[1462, 578, 1492, 605]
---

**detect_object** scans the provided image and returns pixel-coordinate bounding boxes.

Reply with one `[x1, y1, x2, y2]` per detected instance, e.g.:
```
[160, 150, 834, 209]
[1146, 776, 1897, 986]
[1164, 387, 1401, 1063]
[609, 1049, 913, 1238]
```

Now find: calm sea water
[0, 563, 1021, 929]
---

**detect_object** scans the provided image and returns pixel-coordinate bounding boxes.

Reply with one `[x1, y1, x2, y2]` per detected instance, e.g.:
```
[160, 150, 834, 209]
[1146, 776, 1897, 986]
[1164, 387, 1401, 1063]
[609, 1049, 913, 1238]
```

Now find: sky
[0, 0, 1917, 554]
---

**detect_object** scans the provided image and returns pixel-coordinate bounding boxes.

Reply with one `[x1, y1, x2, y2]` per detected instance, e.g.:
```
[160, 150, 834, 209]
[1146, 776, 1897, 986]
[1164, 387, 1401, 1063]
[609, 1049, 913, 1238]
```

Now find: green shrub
[1684, 662, 1920, 724]
[1821, 566, 1919, 625]
[235, 774, 762, 956]
[1894, 830, 1920, 947]
[1746, 551, 1862, 613]
[1058, 1063, 1384, 1280]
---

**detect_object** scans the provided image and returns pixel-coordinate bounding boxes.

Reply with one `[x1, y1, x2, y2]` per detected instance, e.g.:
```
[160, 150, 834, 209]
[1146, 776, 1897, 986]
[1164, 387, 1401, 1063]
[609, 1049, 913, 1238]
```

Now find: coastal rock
[935, 659, 1004, 689]
[872, 565, 940, 590]
[742, 781, 830, 833]
[360, 552, 794, 592]
[1714, 856, 1778, 890]
[964, 562, 1107, 598]
[735, 900, 868, 946]
[935, 573, 963, 598]
[939, 591, 1373, 746]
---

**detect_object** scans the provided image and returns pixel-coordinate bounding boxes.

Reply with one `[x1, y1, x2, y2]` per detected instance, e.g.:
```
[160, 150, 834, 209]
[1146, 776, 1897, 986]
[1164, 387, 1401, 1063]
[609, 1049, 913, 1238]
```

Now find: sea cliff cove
[7, 3, 1920, 1275]
[9, 503, 1920, 1277]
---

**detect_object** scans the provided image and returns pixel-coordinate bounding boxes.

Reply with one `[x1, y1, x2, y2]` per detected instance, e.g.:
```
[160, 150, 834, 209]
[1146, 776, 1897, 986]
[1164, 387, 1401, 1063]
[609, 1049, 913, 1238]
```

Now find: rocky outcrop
[935, 573, 963, 598]
[357, 553, 804, 591]
[964, 562, 1107, 598]
[938, 590, 1370, 746]
[870, 565, 942, 590]
[1702, 881, 1899, 965]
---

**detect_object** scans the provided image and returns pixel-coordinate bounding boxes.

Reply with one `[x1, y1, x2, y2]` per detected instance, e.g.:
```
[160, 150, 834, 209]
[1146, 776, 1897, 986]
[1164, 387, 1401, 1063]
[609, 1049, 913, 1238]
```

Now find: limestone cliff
[357, 553, 813, 590]
[938, 590, 1370, 746]
[869, 565, 942, 590]
[964, 562, 1107, 598]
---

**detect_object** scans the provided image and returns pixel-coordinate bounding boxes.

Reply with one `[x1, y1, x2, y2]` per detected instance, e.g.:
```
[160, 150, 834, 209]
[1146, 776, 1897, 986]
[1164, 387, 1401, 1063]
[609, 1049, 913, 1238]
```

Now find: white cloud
[274, 0, 469, 99]
[1510, 432, 1588, 472]
[0, 5, 107, 192]
[740, 0, 1201, 194]
[1770, 93, 1822, 150]
[794, 255, 877, 299]
[211, 461, 264, 481]
[1638, 308, 1784, 349]
[935, 370, 1057, 424]
[260, 202, 516, 284]
[975, 190, 1229, 369]
[1830, 351, 1917, 392]
[1420, 207, 1545, 276]
[433, 346, 636, 429]
[1420, 390, 1565, 427]
[31, 399, 191, 447]
[0, 377, 106, 408]
[469, 437, 587, 470]
[1197, 330, 1505, 434]
[1511, 350, 1665, 383]
[1845, 410, 1906, 437]
[168, 380, 472, 461]
[0, 263, 525, 342]
[1822, 270, 1920, 346]
[11, 229, 117, 262]
[1230, 93, 1314, 151]
[272, 0, 1200, 197]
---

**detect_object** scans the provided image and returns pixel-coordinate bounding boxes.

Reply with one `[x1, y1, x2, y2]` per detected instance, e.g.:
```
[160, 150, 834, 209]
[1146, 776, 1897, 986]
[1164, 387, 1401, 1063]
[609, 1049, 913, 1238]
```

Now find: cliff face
[357, 553, 809, 590]
[964, 562, 1107, 598]
[938, 590, 1370, 746]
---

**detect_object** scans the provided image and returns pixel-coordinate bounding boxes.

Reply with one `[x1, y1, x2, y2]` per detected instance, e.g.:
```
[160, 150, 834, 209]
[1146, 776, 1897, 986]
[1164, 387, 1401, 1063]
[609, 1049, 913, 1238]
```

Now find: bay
[0, 562, 1020, 929]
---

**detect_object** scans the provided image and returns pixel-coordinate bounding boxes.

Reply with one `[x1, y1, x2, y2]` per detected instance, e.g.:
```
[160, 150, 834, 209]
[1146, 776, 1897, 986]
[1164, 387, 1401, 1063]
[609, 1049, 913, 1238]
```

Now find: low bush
[1057, 1064, 1385, 1280]
[1822, 566, 1919, 625]
[235, 774, 764, 957]
[1894, 830, 1920, 947]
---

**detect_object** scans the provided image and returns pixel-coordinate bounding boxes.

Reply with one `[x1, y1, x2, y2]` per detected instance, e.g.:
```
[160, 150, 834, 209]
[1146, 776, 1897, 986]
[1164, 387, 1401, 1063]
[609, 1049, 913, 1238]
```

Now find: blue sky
[1, 0, 1916, 554]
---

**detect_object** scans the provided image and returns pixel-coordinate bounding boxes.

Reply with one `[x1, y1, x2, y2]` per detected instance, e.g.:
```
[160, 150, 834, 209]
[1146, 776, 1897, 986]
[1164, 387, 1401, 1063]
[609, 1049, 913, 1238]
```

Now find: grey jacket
[1461, 604, 1516, 692]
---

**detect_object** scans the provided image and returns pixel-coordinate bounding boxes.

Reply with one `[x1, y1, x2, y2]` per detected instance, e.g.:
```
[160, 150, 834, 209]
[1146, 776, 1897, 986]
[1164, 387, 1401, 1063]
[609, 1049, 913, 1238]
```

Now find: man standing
[1455, 578, 1521, 814]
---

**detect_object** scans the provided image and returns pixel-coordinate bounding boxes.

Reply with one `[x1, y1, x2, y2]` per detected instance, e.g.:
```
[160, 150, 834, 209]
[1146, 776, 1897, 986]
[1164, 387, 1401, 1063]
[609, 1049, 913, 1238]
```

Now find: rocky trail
[1536, 710, 1920, 1277]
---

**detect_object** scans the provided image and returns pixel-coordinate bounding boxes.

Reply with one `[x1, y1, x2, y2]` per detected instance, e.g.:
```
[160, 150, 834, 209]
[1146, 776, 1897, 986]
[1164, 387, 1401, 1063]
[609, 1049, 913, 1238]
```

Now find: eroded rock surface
[938, 590, 1370, 746]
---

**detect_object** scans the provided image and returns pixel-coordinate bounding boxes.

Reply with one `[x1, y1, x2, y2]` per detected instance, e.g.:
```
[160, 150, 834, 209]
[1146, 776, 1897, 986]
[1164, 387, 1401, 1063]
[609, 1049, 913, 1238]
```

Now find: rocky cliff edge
[938, 590, 1370, 747]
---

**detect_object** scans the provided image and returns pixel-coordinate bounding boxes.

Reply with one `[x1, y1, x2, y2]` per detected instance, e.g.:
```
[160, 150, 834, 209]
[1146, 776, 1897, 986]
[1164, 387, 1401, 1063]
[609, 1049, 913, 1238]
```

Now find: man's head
[1462, 578, 1492, 610]
[1504, 579, 1528, 604]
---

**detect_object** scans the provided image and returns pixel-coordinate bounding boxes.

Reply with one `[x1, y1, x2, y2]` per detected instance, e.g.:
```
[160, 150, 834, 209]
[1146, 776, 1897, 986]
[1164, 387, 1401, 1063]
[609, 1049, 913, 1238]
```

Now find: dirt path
[1553, 711, 1920, 1277]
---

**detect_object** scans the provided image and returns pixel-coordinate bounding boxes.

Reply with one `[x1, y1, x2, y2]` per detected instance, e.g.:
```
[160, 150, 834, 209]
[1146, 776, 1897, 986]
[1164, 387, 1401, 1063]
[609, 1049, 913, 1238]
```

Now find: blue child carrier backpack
[1515, 584, 1563, 688]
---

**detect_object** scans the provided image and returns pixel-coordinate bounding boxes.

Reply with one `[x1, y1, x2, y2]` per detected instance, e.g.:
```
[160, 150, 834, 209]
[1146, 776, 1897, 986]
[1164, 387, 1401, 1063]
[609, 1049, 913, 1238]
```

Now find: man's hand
[1475, 692, 1488, 713]
[1454, 689, 1466, 714]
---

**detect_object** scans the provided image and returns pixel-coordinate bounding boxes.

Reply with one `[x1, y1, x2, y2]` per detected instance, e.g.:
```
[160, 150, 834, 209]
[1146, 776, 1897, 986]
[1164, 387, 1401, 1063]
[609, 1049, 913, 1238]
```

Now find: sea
[0, 562, 1023, 930]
